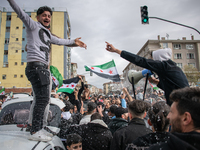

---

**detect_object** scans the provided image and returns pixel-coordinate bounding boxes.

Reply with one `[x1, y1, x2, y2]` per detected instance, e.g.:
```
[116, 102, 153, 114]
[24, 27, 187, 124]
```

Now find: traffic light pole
[149, 17, 200, 34]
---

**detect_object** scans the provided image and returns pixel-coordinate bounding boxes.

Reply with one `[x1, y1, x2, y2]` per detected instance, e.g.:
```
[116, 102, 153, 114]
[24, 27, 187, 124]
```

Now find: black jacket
[110, 118, 152, 150]
[149, 131, 200, 150]
[108, 118, 128, 135]
[126, 132, 170, 150]
[67, 119, 113, 150]
[121, 51, 189, 105]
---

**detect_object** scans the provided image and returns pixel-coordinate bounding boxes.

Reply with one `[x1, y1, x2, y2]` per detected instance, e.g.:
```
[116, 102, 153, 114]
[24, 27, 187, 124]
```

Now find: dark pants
[25, 63, 50, 133]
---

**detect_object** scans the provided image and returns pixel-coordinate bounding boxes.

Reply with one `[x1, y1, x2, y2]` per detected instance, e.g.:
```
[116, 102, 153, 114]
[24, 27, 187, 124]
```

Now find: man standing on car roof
[7, 0, 87, 142]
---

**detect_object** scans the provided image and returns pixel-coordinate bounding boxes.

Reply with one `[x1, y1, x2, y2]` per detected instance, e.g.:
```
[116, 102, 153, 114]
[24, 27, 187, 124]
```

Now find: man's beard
[171, 117, 182, 133]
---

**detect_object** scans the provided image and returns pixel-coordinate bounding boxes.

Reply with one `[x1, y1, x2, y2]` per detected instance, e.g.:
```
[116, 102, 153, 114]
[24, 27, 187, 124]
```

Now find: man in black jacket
[105, 42, 189, 106]
[110, 100, 152, 150]
[66, 112, 112, 150]
[149, 87, 200, 150]
[108, 107, 128, 135]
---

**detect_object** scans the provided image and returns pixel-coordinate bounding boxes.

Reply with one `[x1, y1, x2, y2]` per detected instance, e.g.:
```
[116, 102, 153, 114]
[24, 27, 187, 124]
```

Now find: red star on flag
[109, 70, 113, 74]
[91, 67, 94, 70]
[100, 70, 103, 72]
[61, 85, 63, 87]
[1, 92, 3, 95]
[52, 77, 56, 81]
[71, 84, 74, 87]
[67, 85, 69, 87]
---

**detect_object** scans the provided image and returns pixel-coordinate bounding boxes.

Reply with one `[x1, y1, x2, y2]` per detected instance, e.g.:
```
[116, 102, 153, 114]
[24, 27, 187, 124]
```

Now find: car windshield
[0, 101, 61, 128]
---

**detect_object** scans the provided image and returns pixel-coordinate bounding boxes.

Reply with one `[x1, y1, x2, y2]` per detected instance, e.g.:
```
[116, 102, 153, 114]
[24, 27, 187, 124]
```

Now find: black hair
[37, 6, 52, 16]
[170, 87, 200, 129]
[128, 100, 146, 117]
[84, 84, 88, 88]
[115, 107, 127, 118]
[87, 102, 97, 113]
[91, 112, 102, 121]
[109, 105, 118, 114]
[97, 102, 105, 110]
[148, 101, 170, 132]
[66, 133, 82, 147]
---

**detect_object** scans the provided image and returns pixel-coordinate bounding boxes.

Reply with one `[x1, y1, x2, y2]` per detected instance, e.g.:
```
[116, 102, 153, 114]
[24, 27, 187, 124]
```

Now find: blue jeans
[25, 64, 50, 133]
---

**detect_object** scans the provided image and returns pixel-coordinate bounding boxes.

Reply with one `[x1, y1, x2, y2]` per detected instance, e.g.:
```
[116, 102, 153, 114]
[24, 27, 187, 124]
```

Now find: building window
[15, 62, 17, 65]
[14, 74, 17, 78]
[16, 38, 18, 41]
[5, 38, 9, 44]
[6, 27, 10, 32]
[21, 62, 24, 65]
[163, 43, 168, 48]
[186, 44, 194, 50]
[16, 26, 19, 29]
[173, 44, 181, 49]
[187, 53, 195, 59]
[22, 38, 25, 41]
[6, 15, 11, 21]
[188, 63, 195, 68]
[2, 75, 6, 80]
[15, 50, 18, 53]
[20, 75, 23, 78]
[174, 53, 182, 59]
[176, 63, 182, 68]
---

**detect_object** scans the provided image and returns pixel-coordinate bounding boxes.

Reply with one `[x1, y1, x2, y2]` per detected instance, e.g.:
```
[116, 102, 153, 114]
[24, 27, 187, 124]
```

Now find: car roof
[2, 96, 65, 109]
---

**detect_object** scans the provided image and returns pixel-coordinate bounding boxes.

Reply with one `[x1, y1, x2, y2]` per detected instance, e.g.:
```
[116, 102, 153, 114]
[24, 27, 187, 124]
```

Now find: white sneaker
[28, 130, 52, 142]
[42, 128, 53, 137]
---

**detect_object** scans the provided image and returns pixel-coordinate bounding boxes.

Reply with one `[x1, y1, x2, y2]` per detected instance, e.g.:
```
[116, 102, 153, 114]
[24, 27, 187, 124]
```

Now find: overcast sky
[2, 0, 200, 89]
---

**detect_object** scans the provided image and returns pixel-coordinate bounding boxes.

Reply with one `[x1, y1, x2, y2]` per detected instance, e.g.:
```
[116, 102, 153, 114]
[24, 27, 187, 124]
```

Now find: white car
[0, 96, 66, 150]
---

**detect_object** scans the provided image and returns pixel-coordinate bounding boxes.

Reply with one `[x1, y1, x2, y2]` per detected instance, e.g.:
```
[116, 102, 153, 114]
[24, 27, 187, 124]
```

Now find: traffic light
[140, 5, 149, 24]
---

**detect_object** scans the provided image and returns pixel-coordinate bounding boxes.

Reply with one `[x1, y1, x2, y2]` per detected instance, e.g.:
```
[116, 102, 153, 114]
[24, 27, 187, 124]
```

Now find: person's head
[36, 6, 52, 29]
[66, 133, 82, 150]
[115, 99, 121, 107]
[87, 102, 97, 114]
[115, 107, 128, 120]
[108, 105, 118, 117]
[91, 112, 102, 121]
[97, 102, 105, 111]
[84, 84, 88, 89]
[152, 48, 172, 62]
[128, 100, 146, 120]
[105, 101, 111, 109]
[148, 101, 170, 132]
[167, 87, 200, 133]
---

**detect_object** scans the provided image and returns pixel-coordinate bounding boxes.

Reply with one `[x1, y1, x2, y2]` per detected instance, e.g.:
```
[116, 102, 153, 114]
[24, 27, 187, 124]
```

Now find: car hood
[0, 125, 65, 150]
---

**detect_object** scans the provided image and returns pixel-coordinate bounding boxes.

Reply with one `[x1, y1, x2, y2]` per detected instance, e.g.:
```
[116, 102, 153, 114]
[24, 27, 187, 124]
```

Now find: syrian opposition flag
[85, 60, 120, 82]
[50, 66, 63, 88]
[149, 82, 159, 90]
[57, 77, 80, 94]
[0, 88, 5, 95]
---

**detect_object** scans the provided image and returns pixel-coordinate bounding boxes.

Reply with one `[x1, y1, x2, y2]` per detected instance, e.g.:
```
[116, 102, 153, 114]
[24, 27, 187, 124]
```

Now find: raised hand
[75, 37, 87, 49]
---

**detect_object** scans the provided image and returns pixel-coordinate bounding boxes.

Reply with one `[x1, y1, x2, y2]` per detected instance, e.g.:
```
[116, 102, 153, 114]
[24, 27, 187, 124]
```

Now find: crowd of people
[48, 84, 200, 150]
[5, 0, 200, 150]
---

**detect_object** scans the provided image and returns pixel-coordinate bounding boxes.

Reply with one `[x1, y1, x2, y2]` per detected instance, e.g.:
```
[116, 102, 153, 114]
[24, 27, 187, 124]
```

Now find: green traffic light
[143, 19, 147, 23]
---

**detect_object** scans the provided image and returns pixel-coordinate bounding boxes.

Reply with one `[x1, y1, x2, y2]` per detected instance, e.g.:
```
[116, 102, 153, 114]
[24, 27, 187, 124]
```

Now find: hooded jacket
[149, 131, 200, 150]
[108, 118, 128, 135]
[121, 50, 189, 105]
[67, 119, 112, 150]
